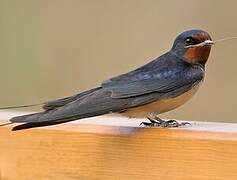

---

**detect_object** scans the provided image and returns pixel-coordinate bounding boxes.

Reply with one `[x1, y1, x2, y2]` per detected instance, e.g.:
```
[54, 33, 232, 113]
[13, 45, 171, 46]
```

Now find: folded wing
[102, 53, 204, 98]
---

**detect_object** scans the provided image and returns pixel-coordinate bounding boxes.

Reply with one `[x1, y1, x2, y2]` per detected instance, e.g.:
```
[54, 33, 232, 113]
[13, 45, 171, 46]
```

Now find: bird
[5, 29, 214, 130]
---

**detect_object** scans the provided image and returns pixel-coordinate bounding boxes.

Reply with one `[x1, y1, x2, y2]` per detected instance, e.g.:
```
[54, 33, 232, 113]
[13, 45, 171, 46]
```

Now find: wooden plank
[0, 111, 237, 180]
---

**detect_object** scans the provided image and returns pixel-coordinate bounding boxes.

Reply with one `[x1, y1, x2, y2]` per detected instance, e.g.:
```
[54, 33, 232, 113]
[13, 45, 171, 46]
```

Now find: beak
[185, 39, 214, 48]
[203, 40, 214, 46]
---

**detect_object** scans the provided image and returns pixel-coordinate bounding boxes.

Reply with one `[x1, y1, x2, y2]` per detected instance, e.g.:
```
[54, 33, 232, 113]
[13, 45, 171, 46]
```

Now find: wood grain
[0, 111, 237, 180]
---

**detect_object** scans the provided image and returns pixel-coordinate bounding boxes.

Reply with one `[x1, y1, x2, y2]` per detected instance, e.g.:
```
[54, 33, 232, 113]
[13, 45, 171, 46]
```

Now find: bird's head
[171, 29, 213, 65]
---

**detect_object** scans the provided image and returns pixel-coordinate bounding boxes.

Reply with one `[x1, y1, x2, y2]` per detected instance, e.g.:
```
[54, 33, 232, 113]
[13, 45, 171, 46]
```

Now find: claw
[140, 116, 191, 128]
[147, 117, 160, 124]
[140, 122, 152, 126]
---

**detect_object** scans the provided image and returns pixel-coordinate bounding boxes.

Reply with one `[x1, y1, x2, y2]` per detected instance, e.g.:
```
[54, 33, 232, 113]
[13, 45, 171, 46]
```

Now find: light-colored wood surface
[0, 111, 237, 180]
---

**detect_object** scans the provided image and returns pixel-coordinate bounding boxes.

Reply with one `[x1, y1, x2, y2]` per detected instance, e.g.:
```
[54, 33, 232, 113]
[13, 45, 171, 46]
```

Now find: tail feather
[10, 110, 109, 130]
[43, 87, 101, 110]
[0, 103, 44, 110]
[12, 119, 75, 131]
[10, 112, 45, 123]
[10, 112, 81, 130]
[0, 87, 102, 111]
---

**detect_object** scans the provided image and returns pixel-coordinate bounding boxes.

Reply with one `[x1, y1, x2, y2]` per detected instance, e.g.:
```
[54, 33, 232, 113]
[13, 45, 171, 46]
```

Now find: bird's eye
[185, 37, 193, 45]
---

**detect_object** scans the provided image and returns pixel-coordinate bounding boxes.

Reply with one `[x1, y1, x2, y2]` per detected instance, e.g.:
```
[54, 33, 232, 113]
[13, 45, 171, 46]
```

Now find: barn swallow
[7, 29, 214, 130]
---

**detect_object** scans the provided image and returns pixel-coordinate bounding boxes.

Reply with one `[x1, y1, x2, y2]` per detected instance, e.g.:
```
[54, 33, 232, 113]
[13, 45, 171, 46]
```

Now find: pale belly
[121, 85, 200, 118]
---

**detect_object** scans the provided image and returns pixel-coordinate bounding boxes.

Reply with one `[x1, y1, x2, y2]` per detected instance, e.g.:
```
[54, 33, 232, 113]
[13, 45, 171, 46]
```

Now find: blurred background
[0, 0, 236, 122]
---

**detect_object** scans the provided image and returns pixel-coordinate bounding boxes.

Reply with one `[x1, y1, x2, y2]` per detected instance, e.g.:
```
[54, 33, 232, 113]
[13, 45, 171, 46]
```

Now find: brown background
[0, 0, 236, 122]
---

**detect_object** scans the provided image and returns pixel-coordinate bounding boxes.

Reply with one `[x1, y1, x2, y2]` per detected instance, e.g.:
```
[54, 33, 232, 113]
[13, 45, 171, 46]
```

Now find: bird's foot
[140, 117, 191, 128]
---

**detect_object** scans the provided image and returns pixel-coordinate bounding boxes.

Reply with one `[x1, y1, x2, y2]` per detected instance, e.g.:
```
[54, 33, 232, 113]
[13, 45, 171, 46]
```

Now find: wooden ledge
[0, 111, 237, 180]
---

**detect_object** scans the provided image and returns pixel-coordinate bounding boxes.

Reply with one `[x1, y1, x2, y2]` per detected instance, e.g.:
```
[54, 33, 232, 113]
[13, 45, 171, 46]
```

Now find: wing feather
[102, 53, 204, 98]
